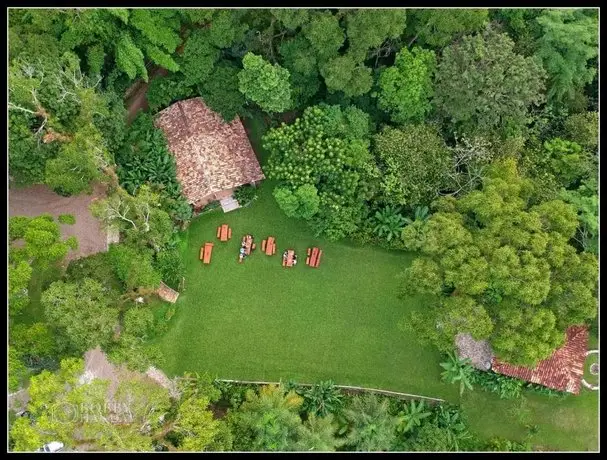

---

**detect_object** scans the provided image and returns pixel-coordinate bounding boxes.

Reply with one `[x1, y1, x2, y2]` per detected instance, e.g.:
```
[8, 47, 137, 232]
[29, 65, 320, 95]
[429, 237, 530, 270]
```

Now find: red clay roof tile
[491, 325, 589, 394]
[154, 98, 265, 208]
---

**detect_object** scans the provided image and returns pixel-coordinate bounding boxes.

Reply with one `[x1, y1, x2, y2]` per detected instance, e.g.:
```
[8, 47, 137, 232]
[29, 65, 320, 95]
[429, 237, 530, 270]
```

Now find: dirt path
[125, 67, 169, 124]
[8, 182, 109, 263]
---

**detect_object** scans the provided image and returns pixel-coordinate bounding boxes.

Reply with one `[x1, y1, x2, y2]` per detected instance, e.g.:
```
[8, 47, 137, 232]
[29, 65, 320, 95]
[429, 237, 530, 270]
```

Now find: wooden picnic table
[283, 249, 295, 267]
[201, 242, 214, 264]
[217, 224, 232, 242]
[242, 235, 253, 255]
[262, 236, 276, 255]
[306, 247, 323, 268]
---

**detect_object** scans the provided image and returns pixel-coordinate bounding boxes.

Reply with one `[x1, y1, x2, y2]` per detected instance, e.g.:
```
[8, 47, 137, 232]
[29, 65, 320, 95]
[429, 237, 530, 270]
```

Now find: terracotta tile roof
[154, 98, 265, 208]
[491, 325, 589, 394]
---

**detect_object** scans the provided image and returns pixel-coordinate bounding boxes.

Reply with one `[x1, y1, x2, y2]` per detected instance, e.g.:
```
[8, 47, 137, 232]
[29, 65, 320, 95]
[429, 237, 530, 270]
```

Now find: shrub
[65, 251, 122, 293]
[524, 383, 568, 399]
[469, 370, 524, 399]
[302, 380, 345, 417]
[57, 214, 76, 225]
[233, 184, 259, 207]
[372, 205, 407, 242]
[153, 248, 184, 291]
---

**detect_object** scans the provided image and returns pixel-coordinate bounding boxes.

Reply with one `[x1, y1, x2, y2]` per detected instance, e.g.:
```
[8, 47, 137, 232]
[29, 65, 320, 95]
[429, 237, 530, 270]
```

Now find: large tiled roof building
[155, 98, 265, 210]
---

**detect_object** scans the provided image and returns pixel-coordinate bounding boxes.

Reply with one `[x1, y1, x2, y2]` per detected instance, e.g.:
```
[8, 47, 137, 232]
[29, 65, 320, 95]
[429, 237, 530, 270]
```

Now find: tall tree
[373, 125, 452, 207]
[401, 159, 597, 366]
[295, 414, 342, 451]
[173, 393, 232, 451]
[238, 52, 293, 113]
[108, 244, 161, 291]
[264, 104, 380, 240]
[344, 9, 406, 63]
[9, 214, 77, 267]
[434, 27, 546, 137]
[407, 9, 489, 48]
[10, 357, 173, 451]
[228, 384, 305, 452]
[60, 8, 182, 81]
[41, 278, 120, 354]
[91, 185, 175, 252]
[9, 51, 113, 194]
[376, 46, 436, 124]
[342, 394, 398, 452]
[535, 9, 598, 108]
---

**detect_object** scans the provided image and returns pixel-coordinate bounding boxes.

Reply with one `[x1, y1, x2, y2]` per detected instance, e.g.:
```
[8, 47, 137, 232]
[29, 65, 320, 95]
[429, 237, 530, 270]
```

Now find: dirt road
[8, 182, 109, 263]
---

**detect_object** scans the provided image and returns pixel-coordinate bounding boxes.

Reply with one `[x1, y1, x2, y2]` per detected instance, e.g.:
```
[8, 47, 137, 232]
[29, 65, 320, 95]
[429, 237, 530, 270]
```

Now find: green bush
[153, 248, 184, 291]
[65, 251, 122, 293]
[57, 214, 76, 225]
[524, 382, 568, 399]
[470, 370, 525, 399]
[233, 184, 259, 207]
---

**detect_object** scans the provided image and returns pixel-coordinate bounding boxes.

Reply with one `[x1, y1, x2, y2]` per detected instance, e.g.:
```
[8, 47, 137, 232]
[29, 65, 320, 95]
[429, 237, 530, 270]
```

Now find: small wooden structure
[239, 234, 254, 263]
[200, 242, 214, 264]
[282, 249, 295, 267]
[242, 235, 253, 255]
[157, 281, 180, 304]
[305, 247, 323, 268]
[261, 236, 277, 256]
[217, 224, 232, 242]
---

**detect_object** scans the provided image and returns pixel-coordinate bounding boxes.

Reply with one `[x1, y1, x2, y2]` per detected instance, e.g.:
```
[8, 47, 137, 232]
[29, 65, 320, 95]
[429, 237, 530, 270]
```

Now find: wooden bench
[202, 242, 214, 264]
[262, 236, 276, 256]
[283, 249, 295, 267]
[306, 247, 323, 268]
[217, 224, 231, 242]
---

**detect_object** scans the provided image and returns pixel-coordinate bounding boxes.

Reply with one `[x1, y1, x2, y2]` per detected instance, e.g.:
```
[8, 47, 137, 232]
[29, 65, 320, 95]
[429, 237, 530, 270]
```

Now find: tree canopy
[401, 159, 597, 366]
[435, 27, 546, 137]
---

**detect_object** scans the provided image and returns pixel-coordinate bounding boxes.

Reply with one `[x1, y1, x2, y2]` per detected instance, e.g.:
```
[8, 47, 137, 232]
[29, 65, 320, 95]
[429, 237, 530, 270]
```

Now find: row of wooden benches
[199, 241, 322, 268]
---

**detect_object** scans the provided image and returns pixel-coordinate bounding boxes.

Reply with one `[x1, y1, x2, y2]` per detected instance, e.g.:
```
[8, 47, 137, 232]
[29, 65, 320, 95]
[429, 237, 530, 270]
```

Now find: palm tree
[439, 352, 475, 396]
[303, 380, 344, 417]
[372, 205, 407, 241]
[342, 394, 399, 451]
[397, 399, 432, 433]
[295, 413, 343, 451]
[228, 384, 304, 451]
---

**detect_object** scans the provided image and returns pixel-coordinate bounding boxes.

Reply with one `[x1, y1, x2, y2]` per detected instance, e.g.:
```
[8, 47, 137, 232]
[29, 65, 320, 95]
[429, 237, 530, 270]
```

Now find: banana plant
[403, 205, 430, 225]
[396, 400, 432, 434]
[439, 352, 475, 396]
[372, 205, 407, 241]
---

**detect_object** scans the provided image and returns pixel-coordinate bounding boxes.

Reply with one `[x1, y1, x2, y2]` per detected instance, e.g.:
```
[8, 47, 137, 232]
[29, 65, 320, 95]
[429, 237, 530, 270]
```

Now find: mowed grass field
[154, 180, 457, 400]
[151, 114, 597, 451]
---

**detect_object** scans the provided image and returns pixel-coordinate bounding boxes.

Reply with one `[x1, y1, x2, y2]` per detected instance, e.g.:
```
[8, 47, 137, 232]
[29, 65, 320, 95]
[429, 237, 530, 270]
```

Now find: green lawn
[463, 384, 598, 451]
[155, 180, 456, 400]
[151, 114, 597, 451]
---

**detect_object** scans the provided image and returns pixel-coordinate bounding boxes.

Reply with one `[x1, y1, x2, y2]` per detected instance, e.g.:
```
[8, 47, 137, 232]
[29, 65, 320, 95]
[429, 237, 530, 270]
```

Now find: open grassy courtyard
[151, 116, 597, 451]
[153, 179, 597, 451]
[155, 180, 457, 400]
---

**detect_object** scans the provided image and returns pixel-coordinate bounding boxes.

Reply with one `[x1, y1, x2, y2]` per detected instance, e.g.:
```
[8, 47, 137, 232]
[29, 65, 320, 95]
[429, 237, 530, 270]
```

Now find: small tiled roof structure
[491, 325, 589, 394]
[154, 98, 265, 209]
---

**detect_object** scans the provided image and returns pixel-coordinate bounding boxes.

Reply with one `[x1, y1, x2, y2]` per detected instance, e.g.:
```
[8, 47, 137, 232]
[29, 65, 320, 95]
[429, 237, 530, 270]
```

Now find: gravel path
[8, 182, 109, 263]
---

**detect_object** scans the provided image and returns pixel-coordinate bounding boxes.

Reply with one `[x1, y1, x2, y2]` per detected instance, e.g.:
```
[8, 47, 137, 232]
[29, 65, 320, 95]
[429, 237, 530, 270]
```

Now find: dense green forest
[8, 8, 598, 452]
